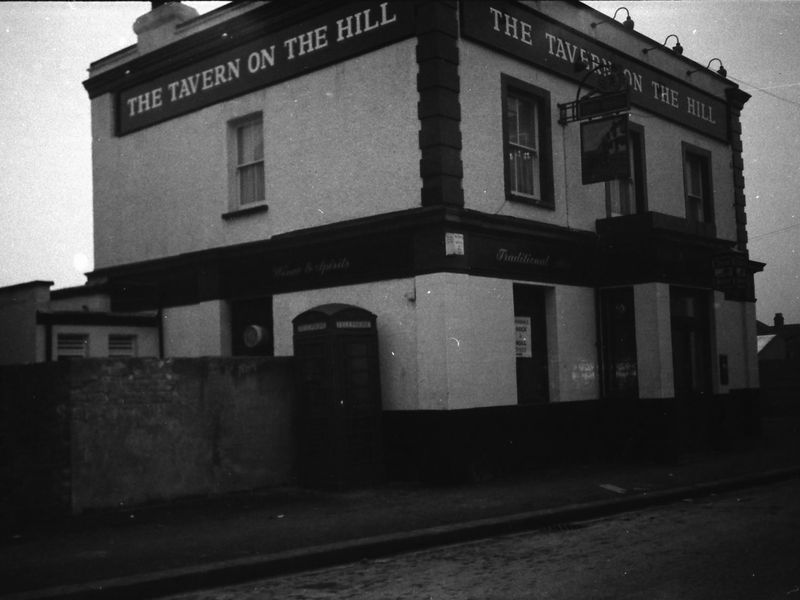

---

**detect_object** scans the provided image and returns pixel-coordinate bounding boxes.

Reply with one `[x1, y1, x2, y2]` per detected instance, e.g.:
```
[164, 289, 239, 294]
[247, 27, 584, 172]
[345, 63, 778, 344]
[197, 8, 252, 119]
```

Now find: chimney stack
[133, 1, 199, 55]
[774, 313, 785, 328]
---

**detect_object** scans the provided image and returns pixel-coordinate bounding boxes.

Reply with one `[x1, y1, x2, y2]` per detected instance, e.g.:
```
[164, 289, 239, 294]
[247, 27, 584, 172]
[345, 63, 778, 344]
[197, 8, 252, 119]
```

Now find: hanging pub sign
[578, 91, 629, 121]
[580, 114, 630, 184]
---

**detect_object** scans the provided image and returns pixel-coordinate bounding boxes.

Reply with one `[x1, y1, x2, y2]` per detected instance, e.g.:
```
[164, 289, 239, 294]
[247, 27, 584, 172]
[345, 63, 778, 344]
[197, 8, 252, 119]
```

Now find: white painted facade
[91, 39, 420, 270]
[459, 38, 737, 241]
[73, 0, 761, 425]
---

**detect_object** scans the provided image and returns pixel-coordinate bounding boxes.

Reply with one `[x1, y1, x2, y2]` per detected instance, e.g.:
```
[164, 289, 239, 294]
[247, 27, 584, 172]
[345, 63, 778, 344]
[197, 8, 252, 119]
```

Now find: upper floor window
[682, 143, 713, 225]
[502, 75, 553, 208]
[605, 124, 647, 217]
[230, 114, 265, 209]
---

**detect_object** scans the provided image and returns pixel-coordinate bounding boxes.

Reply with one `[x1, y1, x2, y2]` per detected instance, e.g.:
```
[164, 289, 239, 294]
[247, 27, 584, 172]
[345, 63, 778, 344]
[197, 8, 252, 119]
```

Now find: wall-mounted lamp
[642, 34, 683, 55]
[687, 58, 727, 78]
[591, 7, 634, 30]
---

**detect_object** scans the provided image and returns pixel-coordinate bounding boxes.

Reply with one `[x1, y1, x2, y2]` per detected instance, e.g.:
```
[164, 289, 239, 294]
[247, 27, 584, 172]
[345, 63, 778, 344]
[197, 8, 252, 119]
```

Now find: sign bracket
[559, 62, 630, 125]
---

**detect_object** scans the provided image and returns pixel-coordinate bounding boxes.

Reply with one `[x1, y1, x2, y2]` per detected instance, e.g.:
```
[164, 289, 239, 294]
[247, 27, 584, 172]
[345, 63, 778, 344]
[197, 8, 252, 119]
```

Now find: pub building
[79, 0, 762, 478]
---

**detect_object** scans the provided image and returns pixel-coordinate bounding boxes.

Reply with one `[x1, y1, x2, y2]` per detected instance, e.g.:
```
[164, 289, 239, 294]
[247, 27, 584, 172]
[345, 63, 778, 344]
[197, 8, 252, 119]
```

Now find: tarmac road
[163, 478, 800, 600]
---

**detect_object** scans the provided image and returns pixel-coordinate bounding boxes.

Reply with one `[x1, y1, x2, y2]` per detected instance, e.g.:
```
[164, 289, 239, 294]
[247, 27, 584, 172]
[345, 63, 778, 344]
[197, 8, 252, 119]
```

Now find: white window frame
[501, 75, 553, 208]
[605, 124, 646, 217]
[228, 113, 265, 211]
[506, 94, 540, 200]
[682, 142, 713, 225]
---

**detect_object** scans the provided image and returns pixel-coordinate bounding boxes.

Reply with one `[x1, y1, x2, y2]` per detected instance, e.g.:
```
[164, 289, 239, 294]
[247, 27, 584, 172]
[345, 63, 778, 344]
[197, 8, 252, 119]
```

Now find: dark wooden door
[514, 284, 549, 404]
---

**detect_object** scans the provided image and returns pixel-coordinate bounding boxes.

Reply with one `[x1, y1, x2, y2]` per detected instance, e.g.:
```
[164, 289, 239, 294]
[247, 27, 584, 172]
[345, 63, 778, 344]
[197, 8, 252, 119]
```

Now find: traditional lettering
[496, 248, 551, 268]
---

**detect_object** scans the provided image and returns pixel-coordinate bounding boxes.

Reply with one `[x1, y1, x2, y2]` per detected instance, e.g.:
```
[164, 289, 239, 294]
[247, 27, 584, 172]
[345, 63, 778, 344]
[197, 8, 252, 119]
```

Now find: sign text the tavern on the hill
[117, 2, 414, 135]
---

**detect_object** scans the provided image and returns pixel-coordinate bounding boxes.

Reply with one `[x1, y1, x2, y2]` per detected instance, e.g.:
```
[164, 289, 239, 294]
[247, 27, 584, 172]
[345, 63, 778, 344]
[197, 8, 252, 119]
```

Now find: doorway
[670, 287, 711, 398]
[513, 284, 549, 404]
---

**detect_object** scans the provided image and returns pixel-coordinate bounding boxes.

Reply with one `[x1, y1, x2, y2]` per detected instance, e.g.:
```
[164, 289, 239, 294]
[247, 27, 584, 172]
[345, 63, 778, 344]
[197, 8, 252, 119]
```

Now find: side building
[0, 280, 159, 364]
[79, 0, 762, 472]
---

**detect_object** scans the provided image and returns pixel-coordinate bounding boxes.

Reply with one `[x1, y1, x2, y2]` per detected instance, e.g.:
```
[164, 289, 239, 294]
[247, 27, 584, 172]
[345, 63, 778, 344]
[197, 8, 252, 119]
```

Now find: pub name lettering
[488, 6, 717, 126]
[125, 3, 397, 118]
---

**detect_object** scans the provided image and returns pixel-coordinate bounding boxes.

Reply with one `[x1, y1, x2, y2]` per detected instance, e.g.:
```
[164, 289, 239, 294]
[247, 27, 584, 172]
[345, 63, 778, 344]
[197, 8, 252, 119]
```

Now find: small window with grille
[57, 333, 88, 360]
[108, 334, 137, 358]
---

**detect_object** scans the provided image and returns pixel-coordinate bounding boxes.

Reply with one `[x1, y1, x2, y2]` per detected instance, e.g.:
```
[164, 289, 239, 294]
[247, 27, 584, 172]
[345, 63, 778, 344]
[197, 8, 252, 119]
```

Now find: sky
[1, 1, 798, 324]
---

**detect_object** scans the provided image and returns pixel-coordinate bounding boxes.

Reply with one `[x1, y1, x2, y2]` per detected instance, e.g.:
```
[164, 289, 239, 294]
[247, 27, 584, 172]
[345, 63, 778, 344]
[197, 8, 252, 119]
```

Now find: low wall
[383, 390, 762, 482]
[760, 360, 800, 416]
[1, 357, 295, 520]
[0, 362, 71, 523]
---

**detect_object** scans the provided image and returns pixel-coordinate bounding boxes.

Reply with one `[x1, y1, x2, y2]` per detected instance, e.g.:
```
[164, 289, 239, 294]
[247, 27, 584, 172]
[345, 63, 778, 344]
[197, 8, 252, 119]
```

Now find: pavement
[2, 415, 800, 600]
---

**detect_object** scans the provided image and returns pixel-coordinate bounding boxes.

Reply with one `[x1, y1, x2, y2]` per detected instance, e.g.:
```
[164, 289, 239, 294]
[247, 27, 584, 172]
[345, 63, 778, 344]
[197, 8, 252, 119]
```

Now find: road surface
[163, 478, 800, 599]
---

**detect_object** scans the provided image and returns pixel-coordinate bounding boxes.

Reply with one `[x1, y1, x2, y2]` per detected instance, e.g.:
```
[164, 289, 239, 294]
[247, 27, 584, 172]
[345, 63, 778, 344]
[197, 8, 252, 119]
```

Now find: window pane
[619, 179, 632, 214]
[507, 95, 537, 149]
[689, 157, 703, 197]
[685, 154, 706, 199]
[508, 148, 537, 196]
[253, 162, 264, 203]
[684, 150, 709, 223]
[504, 83, 546, 203]
[688, 197, 704, 223]
[506, 97, 520, 146]
[237, 121, 263, 165]
[238, 163, 264, 205]
[518, 99, 536, 149]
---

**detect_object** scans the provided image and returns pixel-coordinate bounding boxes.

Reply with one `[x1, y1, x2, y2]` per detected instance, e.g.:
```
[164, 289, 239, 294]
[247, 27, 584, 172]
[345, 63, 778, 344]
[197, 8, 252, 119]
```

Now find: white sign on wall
[515, 316, 532, 358]
[445, 232, 465, 256]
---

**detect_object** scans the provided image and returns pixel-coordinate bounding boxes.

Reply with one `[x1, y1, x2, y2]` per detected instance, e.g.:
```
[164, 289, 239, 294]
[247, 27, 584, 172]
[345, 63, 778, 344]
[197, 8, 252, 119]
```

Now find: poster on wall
[515, 316, 532, 358]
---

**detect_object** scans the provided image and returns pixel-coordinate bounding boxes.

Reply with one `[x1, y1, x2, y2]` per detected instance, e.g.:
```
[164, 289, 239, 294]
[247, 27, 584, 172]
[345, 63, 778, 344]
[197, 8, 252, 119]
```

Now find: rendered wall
[415, 273, 517, 410]
[714, 294, 760, 391]
[92, 39, 420, 270]
[0, 284, 50, 365]
[273, 278, 419, 412]
[548, 284, 599, 402]
[49, 293, 111, 312]
[163, 301, 223, 357]
[634, 282, 675, 399]
[274, 274, 599, 411]
[459, 39, 737, 242]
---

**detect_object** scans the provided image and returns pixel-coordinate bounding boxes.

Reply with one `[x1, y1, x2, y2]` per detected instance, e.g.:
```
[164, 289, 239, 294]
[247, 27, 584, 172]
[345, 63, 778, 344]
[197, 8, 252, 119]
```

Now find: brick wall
[1, 357, 295, 521]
